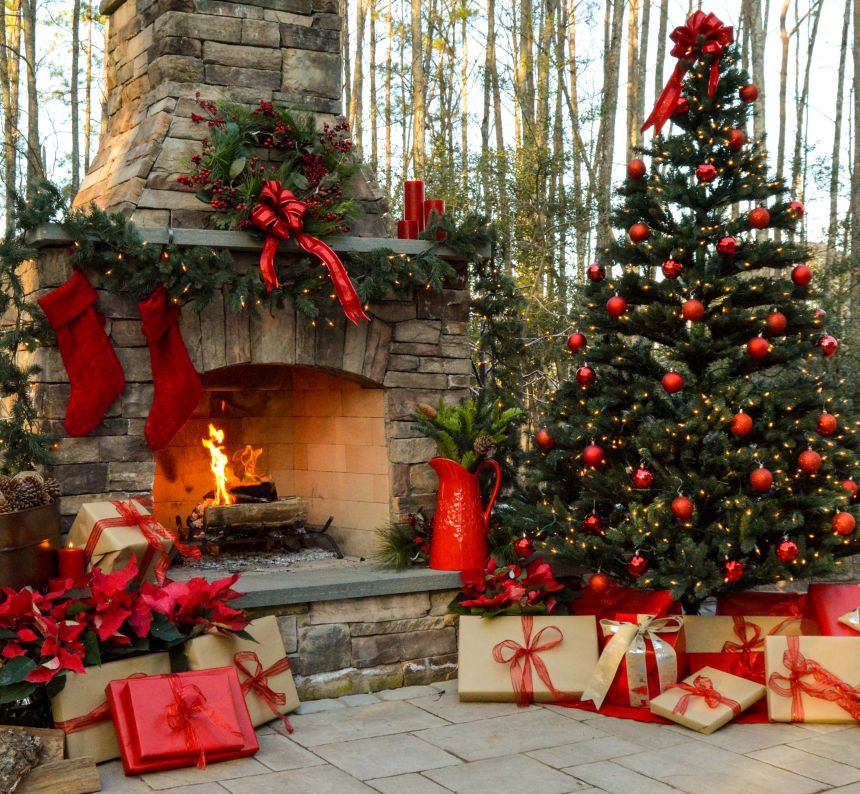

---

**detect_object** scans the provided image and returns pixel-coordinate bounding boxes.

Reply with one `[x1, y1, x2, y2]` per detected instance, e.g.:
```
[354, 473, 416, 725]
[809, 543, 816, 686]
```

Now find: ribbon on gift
[838, 608, 860, 633]
[668, 675, 741, 717]
[250, 180, 369, 325]
[491, 615, 564, 707]
[55, 672, 150, 734]
[641, 11, 734, 134]
[722, 614, 802, 679]
[581, 614, 684, 710]
[234, 650, 294, 733]
[767, 635, 860, 722]
[83, 500, 200, 584]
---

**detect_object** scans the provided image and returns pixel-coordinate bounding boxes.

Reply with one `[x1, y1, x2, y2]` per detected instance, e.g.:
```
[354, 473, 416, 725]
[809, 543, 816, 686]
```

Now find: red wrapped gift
[806, 583, 860, 637]
[572, 586, 681, 621]
[107, 667, 259, 776]
[716, 591, 807, 619]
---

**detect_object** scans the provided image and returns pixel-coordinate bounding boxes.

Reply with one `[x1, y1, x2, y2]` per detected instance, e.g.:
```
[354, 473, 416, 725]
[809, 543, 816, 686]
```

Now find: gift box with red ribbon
[572, 586, 681, 621]
[107, 667, 259, 775]
[180, 615, 299, 730]
[805, 583, 860, 637]
[716, 590, 807, 618]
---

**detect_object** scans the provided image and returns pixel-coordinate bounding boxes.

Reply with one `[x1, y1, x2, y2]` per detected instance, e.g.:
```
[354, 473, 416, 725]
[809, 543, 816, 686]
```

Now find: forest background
[1, 0, 858, 423]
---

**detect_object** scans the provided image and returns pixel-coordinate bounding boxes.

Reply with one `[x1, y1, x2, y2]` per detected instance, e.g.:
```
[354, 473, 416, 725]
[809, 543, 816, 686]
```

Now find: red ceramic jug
[428, 456, 502, 571]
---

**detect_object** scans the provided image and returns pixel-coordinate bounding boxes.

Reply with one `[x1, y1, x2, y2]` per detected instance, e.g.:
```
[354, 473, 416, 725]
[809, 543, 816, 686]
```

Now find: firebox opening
[153, 365, 391, 559]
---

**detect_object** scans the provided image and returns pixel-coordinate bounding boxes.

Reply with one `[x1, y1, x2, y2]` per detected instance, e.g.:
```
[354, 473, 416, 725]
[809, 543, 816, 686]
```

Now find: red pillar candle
[57, 544, 86, 580]
[403, 180, 425, 230]
[423, 199, 446, 240]
[397, 219, 419, 240]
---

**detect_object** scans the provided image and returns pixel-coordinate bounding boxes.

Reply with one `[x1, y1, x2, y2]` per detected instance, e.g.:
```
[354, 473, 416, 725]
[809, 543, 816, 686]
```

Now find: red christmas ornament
[814, 308, 827, 319]
[833, 511, 856, 536]
[746, 336, 770, 360]
[696, 164, 717, 183]
[798, 449, 822, 473]
[789, 201, 805, 218]
[631, 466, 654, 489]
[627, 554, 648, 577]
[724, 560, 744, 582]
[514, 536, 535, 558]
[576, 365, 597, 388]
[582, 512, 604, 535]
[661, 259, 683, 279]
[671, 495, 694, 520]
[791, 265, 812, 286]
[673, 97, 690, 116]
[748, 207, 771, 229]
[729, 128, 747, 150]
[818, 335, 838, 357]
[716, 236, 737, 255]
[582, 444, 606, 467]
[841, 479, 858, 501]
[682, 299, 705, 322]
[740, 83, 759, 103]
[587, 263, 606, 282]
[731, 411, 753, 436]
[749, 466, 773, 492]
[627, 159, 647, 179]
[816, 413, 838, 436]
[661, 371, 685, 394]
[535, 428, 556, 451]
[586, 572, 611, 594]
[776, 539, 799, 563]
[607, 295, 628, 318]
[766, 311, 788, 336]
[566, 332, 587, 353]
[629, 222, 651, 243]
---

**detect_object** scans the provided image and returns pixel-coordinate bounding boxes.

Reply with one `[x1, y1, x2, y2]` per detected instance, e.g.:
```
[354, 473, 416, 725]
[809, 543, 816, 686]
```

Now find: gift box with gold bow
[805, 583, 860, 637]
[180, 615, 299, 729]
[457, 615, 599, 704]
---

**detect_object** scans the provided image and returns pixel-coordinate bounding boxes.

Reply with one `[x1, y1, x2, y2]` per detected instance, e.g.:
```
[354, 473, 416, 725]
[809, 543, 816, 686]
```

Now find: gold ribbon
[581, 614, 684, 710]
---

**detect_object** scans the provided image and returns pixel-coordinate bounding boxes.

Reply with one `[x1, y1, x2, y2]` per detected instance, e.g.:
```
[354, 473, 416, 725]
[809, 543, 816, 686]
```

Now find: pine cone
[10, 473, 44, 510]
[473, 435, 497, 457]
[416, 402, 438, 419]
[41, 478, 61, 504]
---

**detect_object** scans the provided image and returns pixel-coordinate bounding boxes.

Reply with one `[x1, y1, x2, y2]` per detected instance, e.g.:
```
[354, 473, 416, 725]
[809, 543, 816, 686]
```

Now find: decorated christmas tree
[517, 12, 860, 608]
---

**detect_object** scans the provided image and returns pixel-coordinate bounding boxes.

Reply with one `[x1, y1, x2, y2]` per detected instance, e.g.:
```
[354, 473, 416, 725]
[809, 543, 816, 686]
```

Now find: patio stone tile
[426, 754, 590, 794]
[294, 697, 347, 715]
[528, 736, 648, 768]
[677, 722, 814, 753]
[144, 786, 231, 794]
[141, 757, 271, 790]
[562, 760, 676, 794]
[340, 693, 381, 707]
[748, 745, 860, 787]
[221, 764, 376, 793]
[430, 680, 459, 694]
[367, 772, 456, 793]
[580, 716, 691, 750]
[409, 689, 531, 723]
[98, 760, 152, 793]
[829, 784, 860, 793]
[378, 685, 439, 700]
[254, 733, 327, 771]
[789, 729, 860, 764]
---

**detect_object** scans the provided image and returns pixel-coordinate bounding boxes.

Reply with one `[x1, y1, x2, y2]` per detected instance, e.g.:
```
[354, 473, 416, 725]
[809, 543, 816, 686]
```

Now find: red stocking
[139, 284, 202, 451]
[37, 270, 125, 437]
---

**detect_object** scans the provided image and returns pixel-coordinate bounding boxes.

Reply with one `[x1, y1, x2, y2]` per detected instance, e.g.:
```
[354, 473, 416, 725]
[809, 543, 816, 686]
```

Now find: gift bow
[642, 11, 734, 134]
[234, 650, 294, 733]
[581, 614, 684, 710]
[668, 675, 741, 717]
[491, 615, 564, 707]
[722, 614, 802, 679]
[250, 180, 369, 325]
[767, 635, 860, 721]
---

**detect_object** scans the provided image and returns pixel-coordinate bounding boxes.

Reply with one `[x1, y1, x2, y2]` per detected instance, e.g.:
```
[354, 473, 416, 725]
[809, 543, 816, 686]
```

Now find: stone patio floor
[98, 680, 860, 794]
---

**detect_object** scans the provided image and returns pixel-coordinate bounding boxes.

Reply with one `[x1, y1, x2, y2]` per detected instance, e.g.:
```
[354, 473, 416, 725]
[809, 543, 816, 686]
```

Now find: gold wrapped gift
[838, 609, 860, 633]
[684, 614, 802, 653]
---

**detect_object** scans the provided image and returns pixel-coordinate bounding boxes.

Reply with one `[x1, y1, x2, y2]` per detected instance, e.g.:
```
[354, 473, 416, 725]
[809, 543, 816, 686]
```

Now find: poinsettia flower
[524, 560, 563, 592]
[26, 656, 60, 683]
[90, 558, 139, 599]
[502, 579, 527, 602]
[208, 601, 248, 633]
[127, 599, 153, 639]
[2, 643, 24, 658]
[92, 603, 131, 642]
[16, 629, 38, 642]
[459, 591, 511, 609]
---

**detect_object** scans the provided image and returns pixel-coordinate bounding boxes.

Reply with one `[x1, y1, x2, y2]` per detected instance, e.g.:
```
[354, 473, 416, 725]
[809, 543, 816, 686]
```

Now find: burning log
[204, 497, 307, 531]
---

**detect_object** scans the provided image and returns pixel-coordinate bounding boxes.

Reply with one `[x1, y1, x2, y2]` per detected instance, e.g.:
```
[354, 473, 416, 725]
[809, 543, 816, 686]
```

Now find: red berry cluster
[320, 120, 353, 154]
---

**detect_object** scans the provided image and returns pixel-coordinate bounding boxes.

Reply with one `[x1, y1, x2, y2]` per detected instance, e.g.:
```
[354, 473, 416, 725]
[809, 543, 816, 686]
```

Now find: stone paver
[425, 754, 587, 794]
[367, 772, 455, 793]
[563, 760, 677, 794]
[748, 745, 860, 787]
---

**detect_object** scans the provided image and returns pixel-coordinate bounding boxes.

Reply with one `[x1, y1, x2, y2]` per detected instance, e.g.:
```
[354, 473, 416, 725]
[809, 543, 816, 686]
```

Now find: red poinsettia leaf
[58, 648, 86, 674]
[127, 599, 153, 639]
[90, 558, 139, 598]
[93, 603, 131, 642]
[1, 643, 24, 659]
[25, 657, 61, 683]
[15, 629, 38, 643]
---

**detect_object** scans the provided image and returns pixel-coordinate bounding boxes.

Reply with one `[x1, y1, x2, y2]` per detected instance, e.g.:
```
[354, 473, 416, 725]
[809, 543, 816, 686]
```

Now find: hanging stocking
[37, 270, 125, 437]
[139, 284, 202, 451]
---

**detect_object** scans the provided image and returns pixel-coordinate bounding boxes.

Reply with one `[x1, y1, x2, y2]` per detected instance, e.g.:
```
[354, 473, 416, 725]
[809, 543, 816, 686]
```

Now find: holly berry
[582, 512, 604, 535]
[628, 554, 648, 577]
[716, 236, 737, 255]
[671, 496, 694, 521]
[582, 444, 606, 467]
[535, 428, 556, 451]
[514, 536, 535, 558]
[566, 332, 587, 353]
[682, 299, 705, 322]
[833, 511, 856, 536]
[841, 479, 858, 501]
[731, 411, 753, 436]
[586, 572, 612, 594]
[776, 539, 799, 563]
[766, 311, 788, 336]
[789, 201, 805, 218]
[576, 365, 597, 387]
[661, 259, 683, 279]
[607, 295, 628, 318]
[661, 371, 685, 394]
[791, 265, 812, 286]
[696, 163, 717, 183]
[740, 83, 759, 102]
[749, 207, 771, 229]
[747, 337, 770, 360]
[818, 335, 838, 357]
[587, 263, 606, 282]
[798, 449, 822, 474]
[627, 158, 647, 179]
[631, 466, 654, 489]
[750, 466, 773, 492]
[729, 128, 747, 150]
[629, 222, 651, 243]
[816, 413, 838, 436]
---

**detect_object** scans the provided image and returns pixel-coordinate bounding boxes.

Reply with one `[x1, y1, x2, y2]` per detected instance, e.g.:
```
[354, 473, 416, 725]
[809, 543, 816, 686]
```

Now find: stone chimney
[74, 0, 387, 233]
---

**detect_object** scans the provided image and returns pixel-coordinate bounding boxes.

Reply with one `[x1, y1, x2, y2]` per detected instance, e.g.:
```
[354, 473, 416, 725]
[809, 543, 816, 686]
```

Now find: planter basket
[0, 501, 61, 589]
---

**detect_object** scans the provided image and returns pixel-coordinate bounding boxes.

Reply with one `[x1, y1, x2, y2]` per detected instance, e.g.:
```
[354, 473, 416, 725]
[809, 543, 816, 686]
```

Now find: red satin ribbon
[492, 615, 563, 707]
[249, 180, 369, 325]
[768, 636, 860, 721]
[55, 672, 151, 734]
[669, 675, 741, 717]
[642, 11, 734, 134]
[234, 650, 294, 733]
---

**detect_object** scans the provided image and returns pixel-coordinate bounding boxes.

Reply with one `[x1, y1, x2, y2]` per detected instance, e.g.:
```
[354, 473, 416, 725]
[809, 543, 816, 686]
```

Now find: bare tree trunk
[636, 0, 650, 140]
[410, 0, 426, 177]
[563, 0, 586, 277]
[848, 0, 860, 294]
[790, 0, 822, 199]
[460, 0, 468, 194]
[384, 0, 392, 195]
[481, 0, 493, 212]
[625, 0, 639, 160]
[0, 0, 21, 228]
[653, 0, 668, 109]
[70, 0, 81, 194]
[341, 0, 351, 134]
[21, 0, 42, 196]
[84, 1, 93, 171]
[742, 0, 767, 143]
[553, 0, 566, 302]
[776, 0, 791, 182]
[517, 0, 535, 143]
[350, 0, 368, 153]
[369, 1, 378, 173]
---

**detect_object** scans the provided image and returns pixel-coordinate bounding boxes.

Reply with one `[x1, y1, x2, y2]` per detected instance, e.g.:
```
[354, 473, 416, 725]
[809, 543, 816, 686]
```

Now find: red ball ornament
[586, 572, 611, 594]
[607, 295, 628, 318]
[841, 479, 858, 501]
[566, 332, 587, 353]
[750, 466, 773, 492]
[776, 539, 799, 563]
[576, 365, 597, 388]
[631, 466, 654, 489]
[729, 128, 747, 150]
[514, 536, 535, 558]
[724, 560, 744, 582]
[789, 200, 805, 218]
[716, 236, 737, 255]
[535, 428, 556, 451]
[749, 207, 771, 229]
[673, 97, 690, 115]
[815, 308, 827, 319]
[791, 265, 812, 286]
[740, 83, 759, 103]
[682, 299, 705, 322]
[696, 163, 717, 183]
[582, 444, 606, 467]
[798, 449, 822, 474]
[747, 336, 771, 360]
[816, 413, 838, 436]
[661, 371, 685, 394]
[661, 259, 683, 279]
[587, 263, 606, 282]
[671, 496, 694, 520]
[731, 411, 753, 436]
[627, 554, 648, 577]
[582, 512, 604, 535]
[629, 222, 651, 243]
[766, 311, 788, 336]
[833, 511, 856, 536]
[627, 158, 646, 179]
[818, 335, 838, 357]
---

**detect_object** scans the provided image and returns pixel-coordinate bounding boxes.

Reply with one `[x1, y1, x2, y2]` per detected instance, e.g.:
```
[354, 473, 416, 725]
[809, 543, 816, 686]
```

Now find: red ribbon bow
[721, 615, 765, 679]
[492, 615, 563, 707]
[234, 650, 294, 733]
[642, 11, 734, 134]
[250, 180, 369, 325]
[669, 675, 742, 717]
[767, 636, 860, 722]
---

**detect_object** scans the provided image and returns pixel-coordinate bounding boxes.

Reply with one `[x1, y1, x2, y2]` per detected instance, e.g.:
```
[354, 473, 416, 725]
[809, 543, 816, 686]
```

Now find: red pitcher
[428, 457, 502, 571]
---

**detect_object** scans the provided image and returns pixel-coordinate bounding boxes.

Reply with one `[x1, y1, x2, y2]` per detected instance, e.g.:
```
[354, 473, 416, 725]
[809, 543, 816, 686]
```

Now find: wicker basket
[0, 502, 61, 589]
